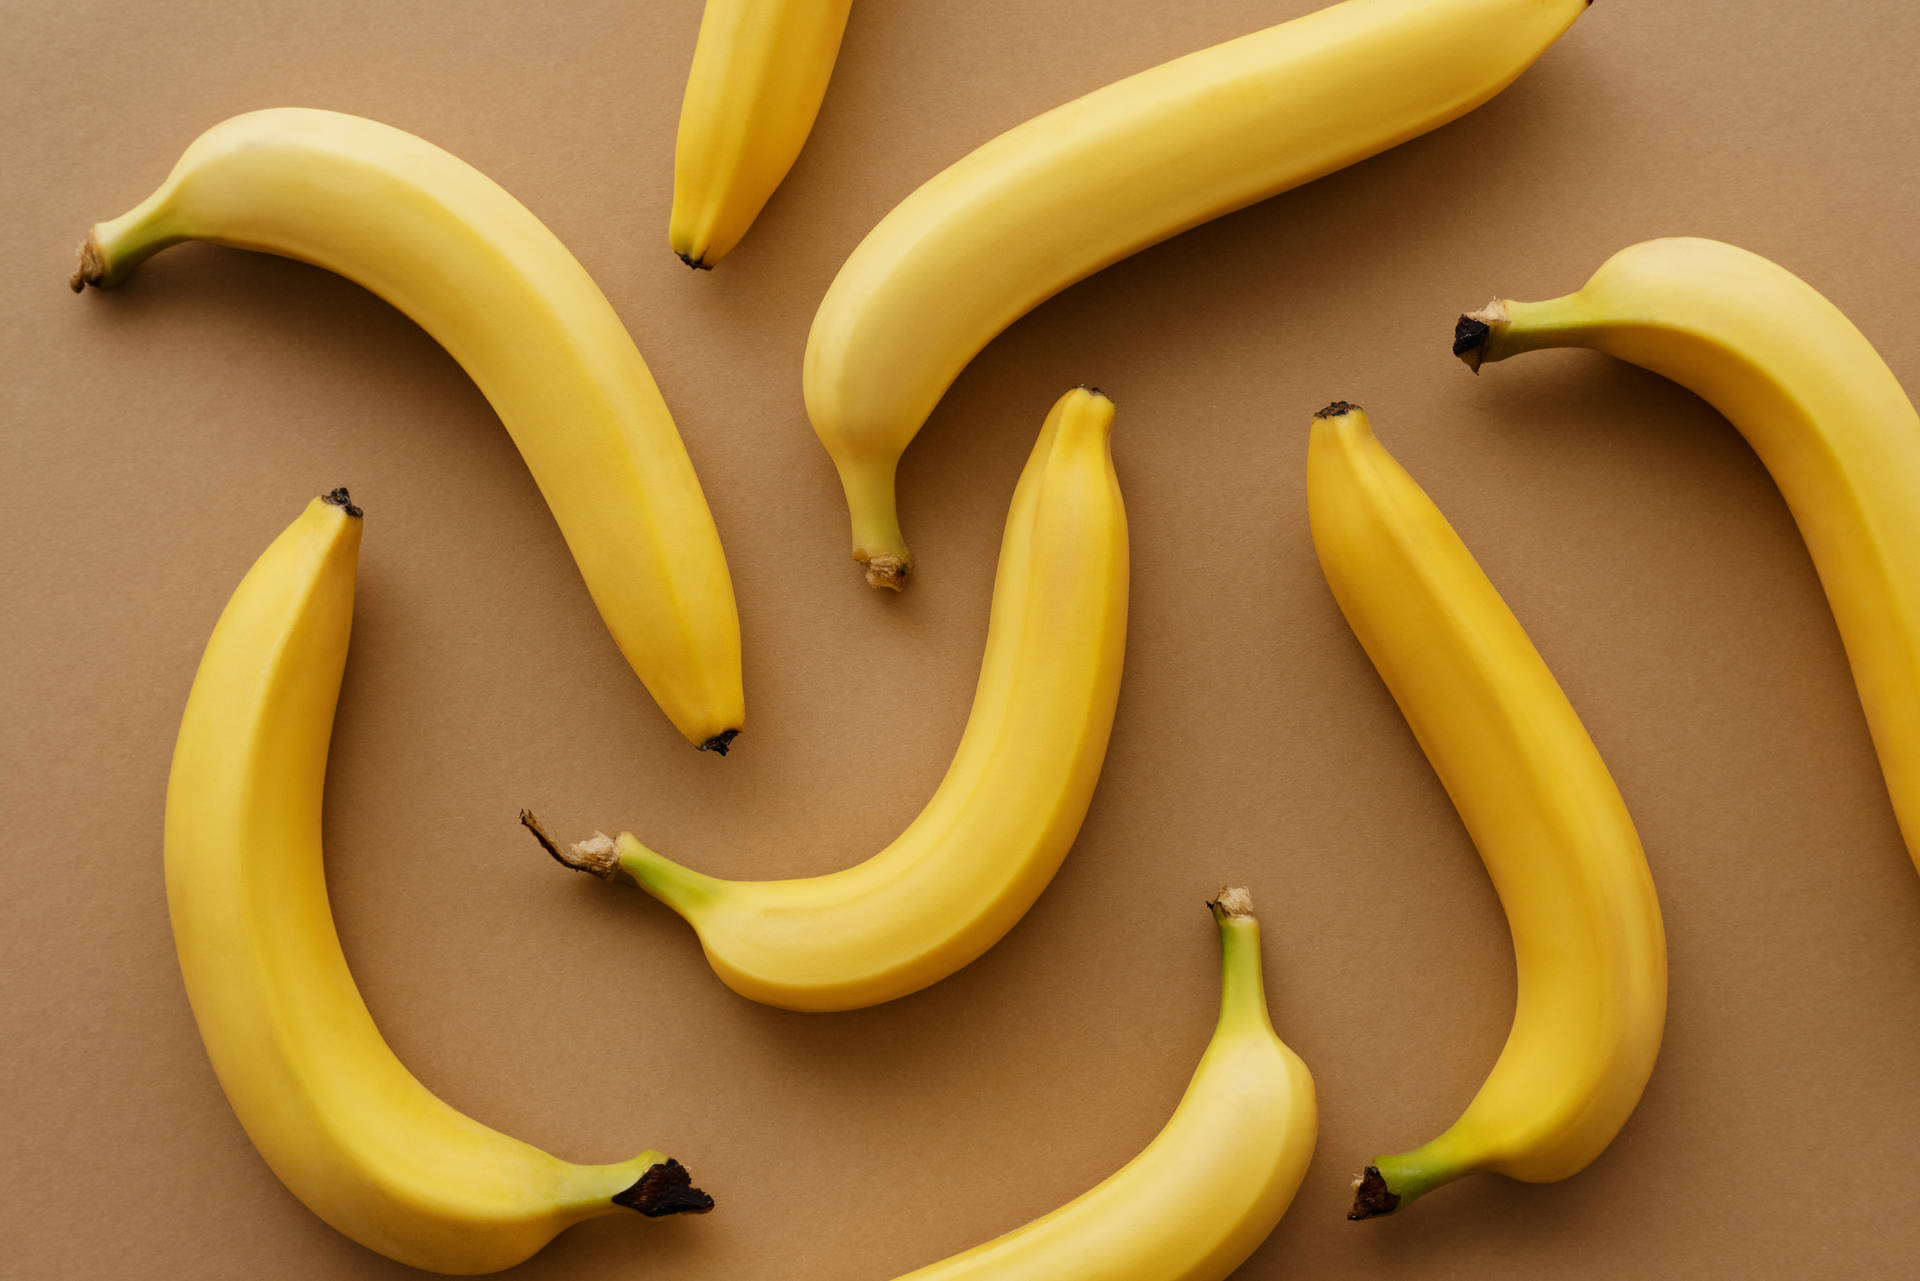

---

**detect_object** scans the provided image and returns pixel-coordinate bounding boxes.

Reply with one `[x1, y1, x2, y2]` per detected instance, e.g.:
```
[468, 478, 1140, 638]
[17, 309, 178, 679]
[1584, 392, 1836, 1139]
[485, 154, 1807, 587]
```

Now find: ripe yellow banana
[1456, 236, 1920, 877]
[671, 0, 853, 268]
[805, 0, 1594, 590]
[535, 387, 1127, 1010]
[885, 889, 1315, 1281]
[165, 491, 711, 1275]
[75, 107, 744, 752]
[1307, 405, 1666, 1218]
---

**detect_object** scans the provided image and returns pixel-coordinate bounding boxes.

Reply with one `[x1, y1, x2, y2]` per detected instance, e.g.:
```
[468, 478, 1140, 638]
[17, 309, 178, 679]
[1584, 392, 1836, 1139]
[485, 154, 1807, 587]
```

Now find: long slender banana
[1307, 405, 1666, 1219]
[74, 108, 744, 752]
[805, 0, 1594, 590]
[1456, 236, 1920, 877]
[534, 387, 1127, 1010]
[671, 0, 853, 269]
[165, 492, 711, 1275]
[883, 889, 1315, 1281]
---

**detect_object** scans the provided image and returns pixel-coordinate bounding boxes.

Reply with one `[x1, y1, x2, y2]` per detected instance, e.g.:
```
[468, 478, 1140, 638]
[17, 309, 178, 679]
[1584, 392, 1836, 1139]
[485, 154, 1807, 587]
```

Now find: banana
[1307, 405, 1666, 1218]
[74, 107, 744, 752]
[670, 0, 853, 269]
[805, 0, 1594, 590]
[1455, 236, 1920, 877]
[165, 491, 712, 1275]
[534, 387, 1127, 1010]
[883, 889, 1315, 1281]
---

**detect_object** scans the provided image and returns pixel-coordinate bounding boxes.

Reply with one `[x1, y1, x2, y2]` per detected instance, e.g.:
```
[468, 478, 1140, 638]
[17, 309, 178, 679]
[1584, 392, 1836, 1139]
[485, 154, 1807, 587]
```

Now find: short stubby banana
[75, 107, 744, 752]
[536, 387, 1127, 1010]
[165, 492, 713, 1274]
[1307, 405, 1667, 1219]
[882, 889, 1315, 1281]
[671, 0, 853, 268]
[805, 0, 1594, 590]
[1456, 236, 1920, 878]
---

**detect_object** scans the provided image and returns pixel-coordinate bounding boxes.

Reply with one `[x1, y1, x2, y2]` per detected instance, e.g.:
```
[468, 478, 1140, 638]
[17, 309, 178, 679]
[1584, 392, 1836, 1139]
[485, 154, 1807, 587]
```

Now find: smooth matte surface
[5, 1, 1919, 1277]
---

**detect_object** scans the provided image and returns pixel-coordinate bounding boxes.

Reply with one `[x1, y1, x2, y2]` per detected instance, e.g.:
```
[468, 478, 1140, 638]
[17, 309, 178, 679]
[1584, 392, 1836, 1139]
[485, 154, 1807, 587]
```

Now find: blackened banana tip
[1346, 1166, 1400, 1220]
[613, 1158, 714, 1217]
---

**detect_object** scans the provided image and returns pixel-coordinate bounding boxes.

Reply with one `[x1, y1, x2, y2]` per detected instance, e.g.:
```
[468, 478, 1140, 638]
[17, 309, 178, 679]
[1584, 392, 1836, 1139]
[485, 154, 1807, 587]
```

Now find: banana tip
[612, 1158, 713, 1217]
[1313, 401, 1362, 421]
[698, 729, 740, 756]
[1452, 319, 1490, 373]
[1452, 300, 1508, 373]
[1347, 1166, 1401, 1220]
[520, 810, 621, 881]
[70, 232, 105, 293]
[677, 251, 713, 272]
[863, 555, 908, 592]
[322, 487, 363, 518]
[1210, 886, 1255, 919]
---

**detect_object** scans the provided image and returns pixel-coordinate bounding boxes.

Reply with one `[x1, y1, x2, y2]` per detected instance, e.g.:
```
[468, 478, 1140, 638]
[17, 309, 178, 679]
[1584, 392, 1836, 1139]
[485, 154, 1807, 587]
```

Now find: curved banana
[75, 107, 744, 752]
[885, 889, 1315, 1281]
[805, 0, 1594, 589]
[1307, 405, 1666, 1218]
[671, 0, 853, 269]
[165, 491, 711, 1274]
[536, 387, 1127, 1010]
[1456, 236, 1920, 876]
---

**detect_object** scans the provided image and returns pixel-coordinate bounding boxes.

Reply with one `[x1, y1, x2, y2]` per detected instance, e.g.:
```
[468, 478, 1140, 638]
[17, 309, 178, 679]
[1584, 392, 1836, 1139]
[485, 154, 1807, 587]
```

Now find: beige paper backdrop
[6, 1, 1920, 1276]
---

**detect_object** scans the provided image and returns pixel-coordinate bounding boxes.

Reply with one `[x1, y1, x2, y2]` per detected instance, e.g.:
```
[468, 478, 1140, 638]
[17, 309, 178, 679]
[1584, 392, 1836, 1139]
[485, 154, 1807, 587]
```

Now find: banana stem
[1348, 1133, 1479, 1219]
[1211, 888, 1275, 1039]
[71, 194, 181, 291]
[524, 812, 720, 917]
[1452, 295, 1594, 372]
[615, 833, 722, 915]
[836, 458, 910, 590]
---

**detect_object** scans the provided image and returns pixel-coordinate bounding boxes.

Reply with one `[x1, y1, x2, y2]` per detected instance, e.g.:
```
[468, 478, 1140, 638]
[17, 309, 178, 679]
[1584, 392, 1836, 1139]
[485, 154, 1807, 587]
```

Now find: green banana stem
[1349, 1131, 1482, 1219]
[837, 457, 910, 590]
[521, 810, 718, 915]
[1452, 295, 1595, 372]
[615, 833, 722, 915]
[71, 193, 181, 291]
[1210, 889, 1275, 1039]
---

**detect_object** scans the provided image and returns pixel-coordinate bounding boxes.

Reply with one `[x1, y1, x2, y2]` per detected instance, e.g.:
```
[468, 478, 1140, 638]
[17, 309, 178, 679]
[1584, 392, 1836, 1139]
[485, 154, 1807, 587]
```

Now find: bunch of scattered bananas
[72, 0, 1920, 1275]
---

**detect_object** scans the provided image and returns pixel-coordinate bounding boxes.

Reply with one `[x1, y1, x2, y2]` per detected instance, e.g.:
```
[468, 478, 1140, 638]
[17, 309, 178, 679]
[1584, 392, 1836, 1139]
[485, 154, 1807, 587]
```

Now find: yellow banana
[1307, 406, 1666, 1218]
[884, 889, 1315, 1281]
[164, 492, 711, 1275]
[805, 0, 1594, 589]
[1456, 236, 1920, 877]
[535, 387, 1127, 1010]
[74, 107, 744, 752]
[671, 0, 853, 268]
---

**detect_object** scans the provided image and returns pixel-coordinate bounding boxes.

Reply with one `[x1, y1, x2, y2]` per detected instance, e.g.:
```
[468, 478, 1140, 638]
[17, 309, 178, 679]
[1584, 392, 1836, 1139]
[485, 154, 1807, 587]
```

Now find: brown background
[6, 1, 1920, 1276]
